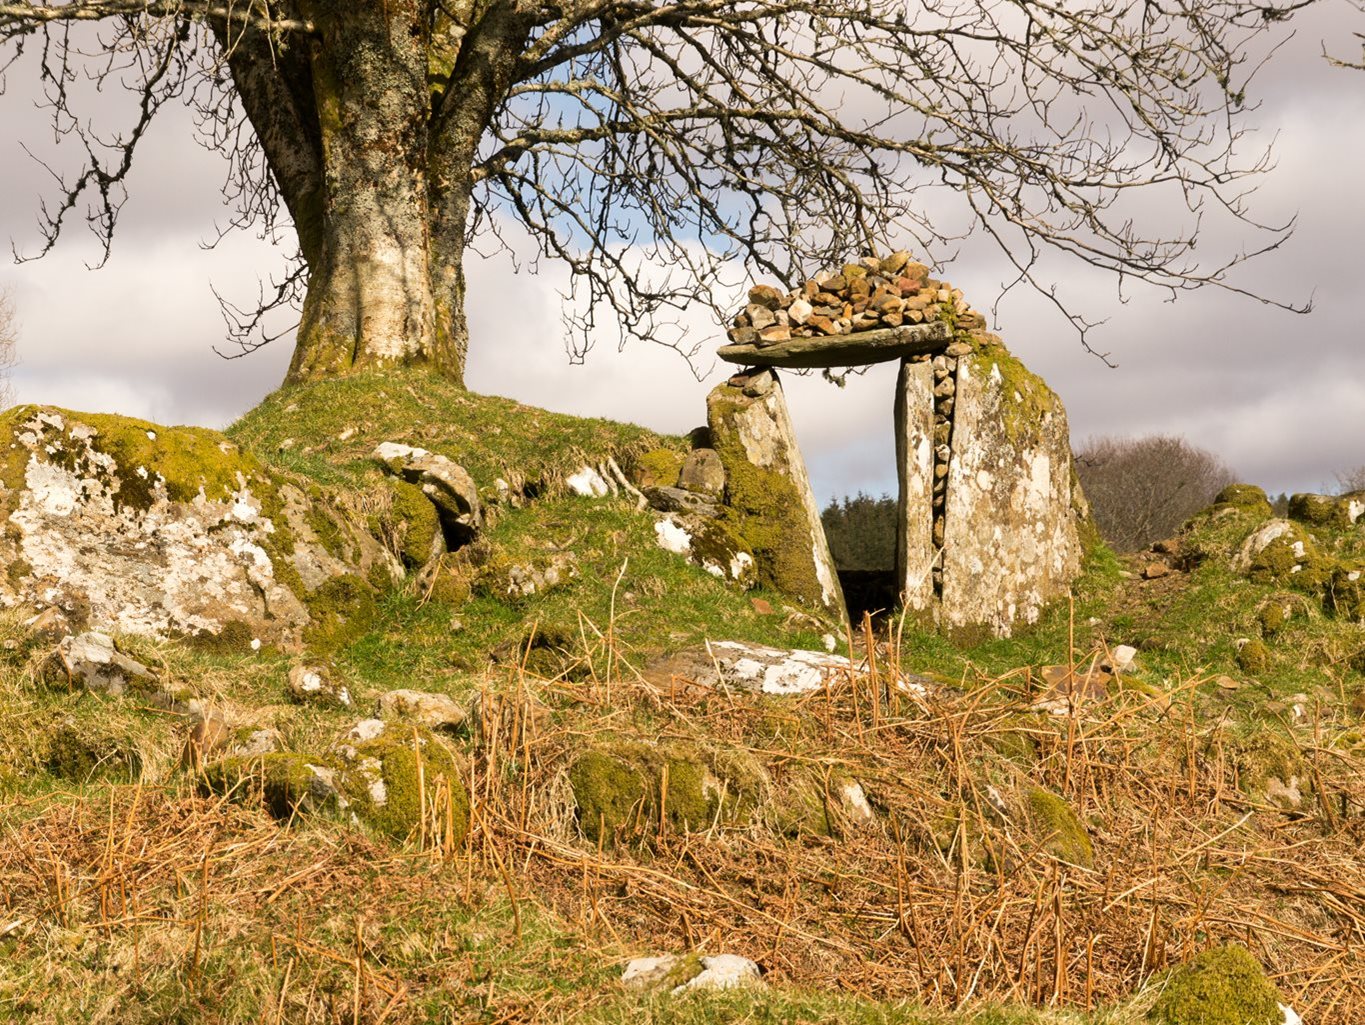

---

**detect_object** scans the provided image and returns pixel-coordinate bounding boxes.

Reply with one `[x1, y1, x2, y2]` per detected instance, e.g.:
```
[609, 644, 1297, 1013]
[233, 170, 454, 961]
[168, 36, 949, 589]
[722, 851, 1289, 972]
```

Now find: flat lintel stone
[717, 321, 950, 369]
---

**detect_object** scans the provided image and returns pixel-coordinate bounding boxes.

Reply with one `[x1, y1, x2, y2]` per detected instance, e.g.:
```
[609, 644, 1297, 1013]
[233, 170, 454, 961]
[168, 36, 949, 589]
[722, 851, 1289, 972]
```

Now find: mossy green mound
[1326, 561, 1365, 622]
[1023, 789, 1093, 868]
[567, 741, 761, 845]
[341, 730, 470, 844]
[200, 753, 338, 821]
[227, 368, 673, 498]
[1148, 945, 1283, 1025]
[1243, 523, 1331, 594]
[1212, 483, 1274, 519]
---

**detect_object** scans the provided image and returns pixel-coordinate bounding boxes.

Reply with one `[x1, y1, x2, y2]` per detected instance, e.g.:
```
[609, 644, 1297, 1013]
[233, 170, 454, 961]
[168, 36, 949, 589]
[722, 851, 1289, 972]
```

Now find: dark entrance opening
[820, 492, 898, 624]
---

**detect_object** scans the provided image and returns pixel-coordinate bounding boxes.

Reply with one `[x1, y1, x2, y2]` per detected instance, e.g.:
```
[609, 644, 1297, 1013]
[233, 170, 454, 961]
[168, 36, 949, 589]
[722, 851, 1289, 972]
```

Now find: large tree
[0, 0, 1309, 387]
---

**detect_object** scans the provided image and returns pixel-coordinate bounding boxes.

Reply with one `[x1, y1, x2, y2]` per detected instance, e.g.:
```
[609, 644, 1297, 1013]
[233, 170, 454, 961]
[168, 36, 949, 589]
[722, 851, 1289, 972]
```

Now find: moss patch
[1148, 945, 1283, 1025]
[964, 346, 1057, 447]
[385, 478, 443, 568]
[1237, 638, 1271, 674]
[200, 753, 336, 821]
[708, 382, 832, 609]
[1023, 789, 1093, 868]
[631, 448, 685, 490]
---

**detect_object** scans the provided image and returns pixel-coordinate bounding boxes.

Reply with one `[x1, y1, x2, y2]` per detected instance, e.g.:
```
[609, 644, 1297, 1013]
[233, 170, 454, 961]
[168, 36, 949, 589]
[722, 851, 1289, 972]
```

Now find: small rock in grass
[375, 689, 466, 732]
[286, 664, 352, 708]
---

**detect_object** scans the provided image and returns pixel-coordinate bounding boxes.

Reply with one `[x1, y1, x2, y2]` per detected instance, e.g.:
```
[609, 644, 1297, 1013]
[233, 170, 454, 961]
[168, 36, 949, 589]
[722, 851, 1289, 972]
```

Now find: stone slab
[717, 321, 950, 369]
[938, 354, 1081, 636]
[894, 359, 936, 612]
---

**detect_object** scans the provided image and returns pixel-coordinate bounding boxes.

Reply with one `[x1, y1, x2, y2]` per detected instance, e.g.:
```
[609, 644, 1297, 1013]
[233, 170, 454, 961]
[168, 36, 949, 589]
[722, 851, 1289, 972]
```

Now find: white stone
[654, 517, 692, 555]
[1280, 1003, 1302, 1025]
[1110, 644, 1138, 673]
[566, 466, 610, 498]
[894, 359, 936, 611]
[54, 632, 156, 695]
[838, 780, 874, 824]
[675, 954, 762, 992]
[348, 719, 387, 743]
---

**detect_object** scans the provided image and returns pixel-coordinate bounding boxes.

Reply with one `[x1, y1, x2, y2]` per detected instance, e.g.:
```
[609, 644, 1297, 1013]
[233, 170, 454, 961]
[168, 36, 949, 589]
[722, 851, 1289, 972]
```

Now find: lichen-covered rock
[678, 448, 726, 497]
[707, 370, 845, 617]
[937, 351, 1082, 637]
[651, 515, 757, 588]
[895, 358, 936, 612]
[0, 407, 400, 650]
[651, 640, 932, 699]
[286, 664, 352, 708]
[374, 688, 465, 732]
[45, 631, 157, 695]
[372, 441, 481, 543]
[1233, 519, 1331, 593]
[622, 953, 763, 993]
[1148, 945, 1285, 1025]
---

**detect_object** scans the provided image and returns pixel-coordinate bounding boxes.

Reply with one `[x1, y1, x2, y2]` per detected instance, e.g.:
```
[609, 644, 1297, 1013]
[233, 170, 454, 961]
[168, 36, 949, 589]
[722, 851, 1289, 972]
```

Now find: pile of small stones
[726, 251, 988, 346]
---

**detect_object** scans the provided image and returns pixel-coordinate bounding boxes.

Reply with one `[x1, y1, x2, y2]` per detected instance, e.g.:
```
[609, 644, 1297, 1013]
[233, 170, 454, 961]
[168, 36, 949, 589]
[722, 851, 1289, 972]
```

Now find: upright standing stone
[894, 359, 935, 612]
[939, 351, 1081, 636]
[707, 370, 846, 619]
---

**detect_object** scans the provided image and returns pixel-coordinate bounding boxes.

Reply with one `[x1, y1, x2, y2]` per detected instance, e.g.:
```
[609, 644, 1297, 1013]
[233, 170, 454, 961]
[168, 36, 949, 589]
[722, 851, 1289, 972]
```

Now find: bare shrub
[1075, 434, 1238, 552]
[1335, 466, 1365, 494]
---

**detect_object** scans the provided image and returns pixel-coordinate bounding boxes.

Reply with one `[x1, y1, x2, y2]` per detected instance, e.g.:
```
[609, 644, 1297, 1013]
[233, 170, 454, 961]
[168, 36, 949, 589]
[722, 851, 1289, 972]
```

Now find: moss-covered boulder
[1211, 483, 1274, 519]
[0, 406, 400, 651]
[1237, 638, 1272, 674]
[1233, 519, 1332, 594]
[567, 741, 762, 845]
[1148, 945, 1284, 1025]
[1326, 560, 1365, 623]
[706, 370, 844, 617]
[337, 727, 469, 845]
[199, 753, 342, 821]
[1022, 788, 1094, 868]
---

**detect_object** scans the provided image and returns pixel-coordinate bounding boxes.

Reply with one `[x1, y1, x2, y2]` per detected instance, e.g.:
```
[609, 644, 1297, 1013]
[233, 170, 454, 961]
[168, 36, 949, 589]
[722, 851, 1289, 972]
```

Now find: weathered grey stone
[717, 320, 950, 368]
[373, 442, 481, 541]
[287, 664, 352, 708]
[894, 359, 935, 613]
[707, 371, 845, 617]
[643, 485, 721, 519]
[49, 631, 156, 695]
[375, 688, 466, 731]
[937, 353, 1082, 636]
[0, 407, 400, 649]
[678, 448, 726, 497]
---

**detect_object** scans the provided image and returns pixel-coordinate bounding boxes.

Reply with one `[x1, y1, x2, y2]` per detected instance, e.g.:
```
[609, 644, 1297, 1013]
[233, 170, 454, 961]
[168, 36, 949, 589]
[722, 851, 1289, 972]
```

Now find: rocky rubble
[726, 251, 986, 345]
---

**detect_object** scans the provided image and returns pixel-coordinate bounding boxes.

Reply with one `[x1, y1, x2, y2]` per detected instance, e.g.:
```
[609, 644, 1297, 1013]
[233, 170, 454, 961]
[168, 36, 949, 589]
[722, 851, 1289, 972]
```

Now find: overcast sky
[1, 7, 1362, 504]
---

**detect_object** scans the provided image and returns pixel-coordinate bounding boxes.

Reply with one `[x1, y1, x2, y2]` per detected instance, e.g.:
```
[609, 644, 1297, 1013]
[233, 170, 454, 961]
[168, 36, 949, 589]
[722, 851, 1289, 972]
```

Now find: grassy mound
[227, 367, 683, 496]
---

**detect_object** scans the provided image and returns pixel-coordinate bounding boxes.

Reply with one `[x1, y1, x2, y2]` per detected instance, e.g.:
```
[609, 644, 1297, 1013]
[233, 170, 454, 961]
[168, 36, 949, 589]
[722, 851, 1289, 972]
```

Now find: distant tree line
[821, 492, 897, 572]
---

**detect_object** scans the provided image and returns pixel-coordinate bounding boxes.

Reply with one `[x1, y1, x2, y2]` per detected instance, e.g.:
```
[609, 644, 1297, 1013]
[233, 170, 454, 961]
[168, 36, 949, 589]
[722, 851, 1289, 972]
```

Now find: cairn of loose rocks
[726, 250, 987, 347]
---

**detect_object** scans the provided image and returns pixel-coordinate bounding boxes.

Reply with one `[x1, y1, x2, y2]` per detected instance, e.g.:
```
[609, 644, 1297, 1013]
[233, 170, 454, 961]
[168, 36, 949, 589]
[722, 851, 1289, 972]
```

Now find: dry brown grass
[2, 618, 1363, 1023]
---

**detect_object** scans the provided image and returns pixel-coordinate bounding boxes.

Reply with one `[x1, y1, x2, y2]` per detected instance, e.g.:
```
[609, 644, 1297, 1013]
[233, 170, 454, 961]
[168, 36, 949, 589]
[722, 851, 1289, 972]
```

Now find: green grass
[227, 367, 683, 494]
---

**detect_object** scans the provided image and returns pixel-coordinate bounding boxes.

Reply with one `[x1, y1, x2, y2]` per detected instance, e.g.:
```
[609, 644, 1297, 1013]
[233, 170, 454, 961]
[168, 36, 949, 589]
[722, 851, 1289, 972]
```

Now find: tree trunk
[284, 1, 465, 386]
[217, 3, 534, 388]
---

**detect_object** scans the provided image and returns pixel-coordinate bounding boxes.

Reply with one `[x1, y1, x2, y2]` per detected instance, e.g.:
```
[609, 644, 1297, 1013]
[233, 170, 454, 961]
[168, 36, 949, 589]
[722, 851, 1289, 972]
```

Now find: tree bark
[212, 1, 536, 387]
[282, 1, 440, 383]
